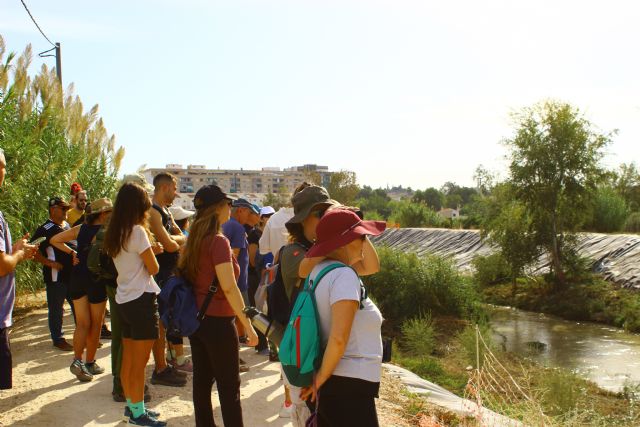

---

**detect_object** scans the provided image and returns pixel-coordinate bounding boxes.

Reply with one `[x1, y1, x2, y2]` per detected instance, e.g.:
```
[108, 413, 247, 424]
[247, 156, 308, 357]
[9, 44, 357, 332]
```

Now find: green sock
[129, 401, 145, 418]
[126, 398, 131, 406]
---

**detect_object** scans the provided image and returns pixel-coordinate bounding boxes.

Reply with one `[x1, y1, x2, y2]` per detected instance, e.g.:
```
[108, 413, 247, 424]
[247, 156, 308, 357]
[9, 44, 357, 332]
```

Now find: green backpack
[279, 262, 346, 387]
[87, 226, 118, 282]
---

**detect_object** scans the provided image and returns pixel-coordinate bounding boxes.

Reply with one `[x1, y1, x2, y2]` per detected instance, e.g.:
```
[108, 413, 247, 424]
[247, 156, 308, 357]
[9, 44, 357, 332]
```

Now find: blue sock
[129, 401, 145, 418]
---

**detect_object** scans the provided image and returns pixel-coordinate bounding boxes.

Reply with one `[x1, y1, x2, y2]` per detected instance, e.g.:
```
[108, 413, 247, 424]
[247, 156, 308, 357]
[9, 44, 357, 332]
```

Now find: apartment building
[141, 164, 333, 208]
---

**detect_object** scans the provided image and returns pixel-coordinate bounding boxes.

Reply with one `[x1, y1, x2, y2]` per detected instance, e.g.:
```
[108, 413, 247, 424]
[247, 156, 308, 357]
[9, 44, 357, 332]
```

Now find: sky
[1, 0, 639, 190]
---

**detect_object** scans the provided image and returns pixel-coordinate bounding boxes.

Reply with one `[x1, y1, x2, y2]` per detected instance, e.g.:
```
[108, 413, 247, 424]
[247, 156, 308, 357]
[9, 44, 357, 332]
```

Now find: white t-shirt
[311, 260, 383, 383]
[259, 207, 294, 255]
[114, 225, 161, 304]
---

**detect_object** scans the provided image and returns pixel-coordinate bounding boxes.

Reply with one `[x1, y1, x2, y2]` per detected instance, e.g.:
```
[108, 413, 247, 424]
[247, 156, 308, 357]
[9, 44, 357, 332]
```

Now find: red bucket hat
[306, 209, 386, 258]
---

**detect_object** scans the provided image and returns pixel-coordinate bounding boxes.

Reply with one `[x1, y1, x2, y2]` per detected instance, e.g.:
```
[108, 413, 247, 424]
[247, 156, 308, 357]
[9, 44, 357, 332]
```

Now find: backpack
[279, 262, 346, 387]
[157, 273, 218, 338]
[87, 227, 118, 282]
[265, 244, 306, 326]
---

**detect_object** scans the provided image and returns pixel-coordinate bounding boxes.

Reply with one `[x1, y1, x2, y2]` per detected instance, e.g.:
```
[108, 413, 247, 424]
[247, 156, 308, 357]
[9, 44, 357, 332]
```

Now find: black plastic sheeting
[372, 228, 640, 289]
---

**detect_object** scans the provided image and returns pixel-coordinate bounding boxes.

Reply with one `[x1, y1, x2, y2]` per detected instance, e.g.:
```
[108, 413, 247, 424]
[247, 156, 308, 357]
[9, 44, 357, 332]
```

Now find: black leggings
[318, 375, 380, 427]
[189, 316, 243, 427]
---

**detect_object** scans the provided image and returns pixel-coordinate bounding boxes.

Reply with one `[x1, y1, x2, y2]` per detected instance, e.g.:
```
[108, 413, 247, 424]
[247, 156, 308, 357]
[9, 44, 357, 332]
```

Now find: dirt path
[0, 302, 412, 426]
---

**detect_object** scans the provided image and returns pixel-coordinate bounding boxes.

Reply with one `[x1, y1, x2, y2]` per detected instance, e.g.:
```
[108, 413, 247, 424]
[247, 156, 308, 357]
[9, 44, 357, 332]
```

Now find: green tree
[613, 162, 640, 211]
[390, 201, 441, 228]
[481, 184, 540, 295]
[506, 101, 611, 286]
[262, 186, 289, 210]
[326, 171, 360, 206]
[356, 187, 392, 219]
[412, 187, 444, 211]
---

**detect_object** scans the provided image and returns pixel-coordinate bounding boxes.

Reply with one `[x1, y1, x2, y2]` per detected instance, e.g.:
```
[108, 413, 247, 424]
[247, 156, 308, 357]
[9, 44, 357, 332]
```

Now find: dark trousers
[317, 375, 380, 427]
[0, 327, 11, 389]
[189, 316, 243, 427]
[45, 281, 75, 344]
[106, 286, 123, 394]
[247, 270, 267, 351]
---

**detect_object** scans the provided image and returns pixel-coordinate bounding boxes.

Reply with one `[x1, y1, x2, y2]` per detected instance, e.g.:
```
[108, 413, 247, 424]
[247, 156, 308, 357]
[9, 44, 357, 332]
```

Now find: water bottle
[243, 306, 284, 348]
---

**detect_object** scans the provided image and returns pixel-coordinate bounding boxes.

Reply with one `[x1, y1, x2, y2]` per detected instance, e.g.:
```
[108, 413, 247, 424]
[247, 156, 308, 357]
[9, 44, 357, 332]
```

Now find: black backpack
[266, 244, 306, 326]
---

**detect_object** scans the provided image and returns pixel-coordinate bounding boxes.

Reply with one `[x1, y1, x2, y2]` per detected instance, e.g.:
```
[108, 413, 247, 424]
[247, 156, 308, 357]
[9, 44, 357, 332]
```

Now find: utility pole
[55, 43, 62, 84]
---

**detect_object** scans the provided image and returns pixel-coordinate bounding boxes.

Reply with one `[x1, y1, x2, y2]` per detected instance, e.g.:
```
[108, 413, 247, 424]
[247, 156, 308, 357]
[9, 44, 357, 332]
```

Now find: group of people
[0, 158, 387, 427]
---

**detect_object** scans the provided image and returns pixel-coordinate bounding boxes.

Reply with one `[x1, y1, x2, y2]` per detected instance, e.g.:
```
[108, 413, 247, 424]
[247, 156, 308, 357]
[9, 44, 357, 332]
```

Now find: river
[489, 306, 640, 392]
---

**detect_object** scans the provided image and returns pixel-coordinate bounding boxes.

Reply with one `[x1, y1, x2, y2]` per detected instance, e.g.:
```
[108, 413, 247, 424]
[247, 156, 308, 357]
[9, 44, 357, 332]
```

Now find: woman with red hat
[299, 208, 386, 427]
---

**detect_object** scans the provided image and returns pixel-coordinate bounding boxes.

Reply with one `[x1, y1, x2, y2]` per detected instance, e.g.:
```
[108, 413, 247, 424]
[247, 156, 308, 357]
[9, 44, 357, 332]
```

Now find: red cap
[306, 209, 386, 258]
[70, 182, 83, 195]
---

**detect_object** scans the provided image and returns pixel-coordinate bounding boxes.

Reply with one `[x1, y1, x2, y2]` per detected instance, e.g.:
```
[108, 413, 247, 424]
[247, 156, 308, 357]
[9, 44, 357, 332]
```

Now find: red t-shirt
[193, 234, 240, 317]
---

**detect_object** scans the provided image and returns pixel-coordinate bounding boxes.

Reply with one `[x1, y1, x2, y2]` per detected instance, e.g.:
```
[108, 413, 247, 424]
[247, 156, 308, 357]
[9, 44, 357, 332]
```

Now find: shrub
[401, 313, 436, 356]
[539, 369, 583, 416]
[589, 187, 629, 232]
[365, 247, 482, 324]
[389, 201, 442, 228]
[472, 253, 511, 287]
[624, 212, 640, 233]
[457, 323, 495, 367]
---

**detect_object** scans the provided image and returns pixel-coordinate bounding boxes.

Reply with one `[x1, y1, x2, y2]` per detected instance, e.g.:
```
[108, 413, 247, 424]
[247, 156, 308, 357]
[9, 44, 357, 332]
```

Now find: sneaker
[85, 361, 105, 375]
[169, 358, 193, 373]
[279, 401, 294, 418]
[70, 359, 93, 382]
[123, 406, 160, 422]
[113, 385, 151, 403]
[150, 366, 187, 387]
[54, 338, 73, 351]
[239, 362, 250, 373]
[126, 412, 167, 426]
[100, 325, 112, 339]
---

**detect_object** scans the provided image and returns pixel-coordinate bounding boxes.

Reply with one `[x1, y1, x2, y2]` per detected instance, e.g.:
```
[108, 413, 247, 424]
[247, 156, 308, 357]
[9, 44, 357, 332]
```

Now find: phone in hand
[31, 236, 46, 245]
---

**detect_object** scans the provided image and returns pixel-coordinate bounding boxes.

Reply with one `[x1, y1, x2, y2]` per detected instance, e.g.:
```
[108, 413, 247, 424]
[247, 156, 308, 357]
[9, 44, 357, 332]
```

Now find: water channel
[489, 306, 640, 392]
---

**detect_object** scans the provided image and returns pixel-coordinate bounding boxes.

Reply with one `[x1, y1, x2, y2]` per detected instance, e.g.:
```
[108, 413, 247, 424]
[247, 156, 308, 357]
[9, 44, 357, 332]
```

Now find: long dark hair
[178, 201, 226, 282]
[104, 183, 152, 257]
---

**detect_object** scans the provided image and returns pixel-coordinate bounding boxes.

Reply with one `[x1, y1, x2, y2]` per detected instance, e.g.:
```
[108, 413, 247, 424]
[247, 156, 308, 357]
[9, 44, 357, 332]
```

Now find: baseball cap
[232, 198, 260, 215]
[260, 206, 276, 216]
[193, 185, 236, 211]
[169, 205, 195, 221]
[48, 196, 70, 210]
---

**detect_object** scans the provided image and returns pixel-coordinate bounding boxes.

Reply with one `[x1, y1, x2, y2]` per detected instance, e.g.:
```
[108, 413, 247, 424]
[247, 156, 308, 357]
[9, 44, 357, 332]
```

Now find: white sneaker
[279, 401, 294, 418]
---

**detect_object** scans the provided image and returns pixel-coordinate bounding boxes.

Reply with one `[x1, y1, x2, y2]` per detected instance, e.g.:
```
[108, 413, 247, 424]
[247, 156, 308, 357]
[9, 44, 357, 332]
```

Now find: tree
[262, 186, 289, 210]
[357, 188, 392, 219]
[481, 183, 540, 296]
[326, 171, 360, 206]
[389, 201, 441, 228]
[589, 187, 629, 232]
[506, 101, 611, 286]
[473, 164, 495, 196]
[613, 162, 640, 211]
[412, 187, 444, 211]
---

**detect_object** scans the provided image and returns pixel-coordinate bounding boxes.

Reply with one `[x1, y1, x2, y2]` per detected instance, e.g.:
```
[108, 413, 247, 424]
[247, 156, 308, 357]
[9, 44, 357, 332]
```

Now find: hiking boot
[85, 361, 105, 375]
[126, 412, 167, 427]
[70, 359, 93, 382]
[169, 357, 193, 373]
[150, 366, 187, 387]
[100, 325, 112, 339]
[123, 406, 160, 422]
[54, 338, 73, 351]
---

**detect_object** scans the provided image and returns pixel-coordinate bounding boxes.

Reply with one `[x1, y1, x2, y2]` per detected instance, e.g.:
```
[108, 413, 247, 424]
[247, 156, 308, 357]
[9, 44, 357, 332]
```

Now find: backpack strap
[307, 263, 347, 293]
[196, 276, 219, 321]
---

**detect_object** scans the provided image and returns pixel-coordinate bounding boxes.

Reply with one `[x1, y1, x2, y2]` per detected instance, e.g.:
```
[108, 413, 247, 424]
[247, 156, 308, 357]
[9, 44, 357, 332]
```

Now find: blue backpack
[158, 274, 218, 338]
[279, 262, 346, 387]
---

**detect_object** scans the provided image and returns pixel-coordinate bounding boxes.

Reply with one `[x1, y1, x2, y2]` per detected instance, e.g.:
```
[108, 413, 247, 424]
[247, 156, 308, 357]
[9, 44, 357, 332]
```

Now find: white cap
[169, 205, 195, 221]
[260, 206, 276, 216]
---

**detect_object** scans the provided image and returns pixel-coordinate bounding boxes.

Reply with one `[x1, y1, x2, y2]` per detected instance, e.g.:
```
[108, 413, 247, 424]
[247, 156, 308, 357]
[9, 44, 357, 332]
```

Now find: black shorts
[69, 271, 107, 304]
[0, 327, 12, 390]
[118, 292, 159, 340]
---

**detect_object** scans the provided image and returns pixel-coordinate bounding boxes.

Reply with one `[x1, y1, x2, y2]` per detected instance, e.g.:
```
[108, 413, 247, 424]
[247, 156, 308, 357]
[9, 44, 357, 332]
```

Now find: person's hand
[152, 242, 164, 255]
[300, 385, 317, 402]
[245, 324, 259, 347]
[22, 243, 38, 260]
[50, 261, 64, 270]
[71, 251, 79, 266]
[12, 233, 30, 253]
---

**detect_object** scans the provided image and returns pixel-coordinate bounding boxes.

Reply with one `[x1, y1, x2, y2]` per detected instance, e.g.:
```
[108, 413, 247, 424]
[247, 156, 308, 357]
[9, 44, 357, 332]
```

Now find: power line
[19, 0, 55, 47]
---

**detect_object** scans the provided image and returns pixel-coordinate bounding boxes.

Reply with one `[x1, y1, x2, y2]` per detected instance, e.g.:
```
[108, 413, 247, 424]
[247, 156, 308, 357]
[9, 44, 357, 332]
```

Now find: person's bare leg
[128, 339, 154, 402]
[121, 338, 132, 398]
[72, 297, 90, 360]
[152, 323, 168, 372]
[86, 301, 106, 362]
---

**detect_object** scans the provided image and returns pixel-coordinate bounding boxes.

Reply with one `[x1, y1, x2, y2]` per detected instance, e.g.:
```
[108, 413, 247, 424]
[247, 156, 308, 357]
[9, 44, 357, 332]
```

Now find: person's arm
[168, 216, 187, 245]
[0, 236, 37, 276]
[50, 226, 80, 255]
[300, 300, 359, 402]
[351, 237, 380, 276]
[149, 209, 181, 253]
[258, 221, 272, 255]
[215, 262, 258, 346]
[140, 247, 160, 276]
[248, 243, 258, 268]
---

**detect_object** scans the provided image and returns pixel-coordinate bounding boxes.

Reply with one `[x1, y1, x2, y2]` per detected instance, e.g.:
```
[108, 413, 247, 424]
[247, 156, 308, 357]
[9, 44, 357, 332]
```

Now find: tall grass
[0, 36, 123, 293]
